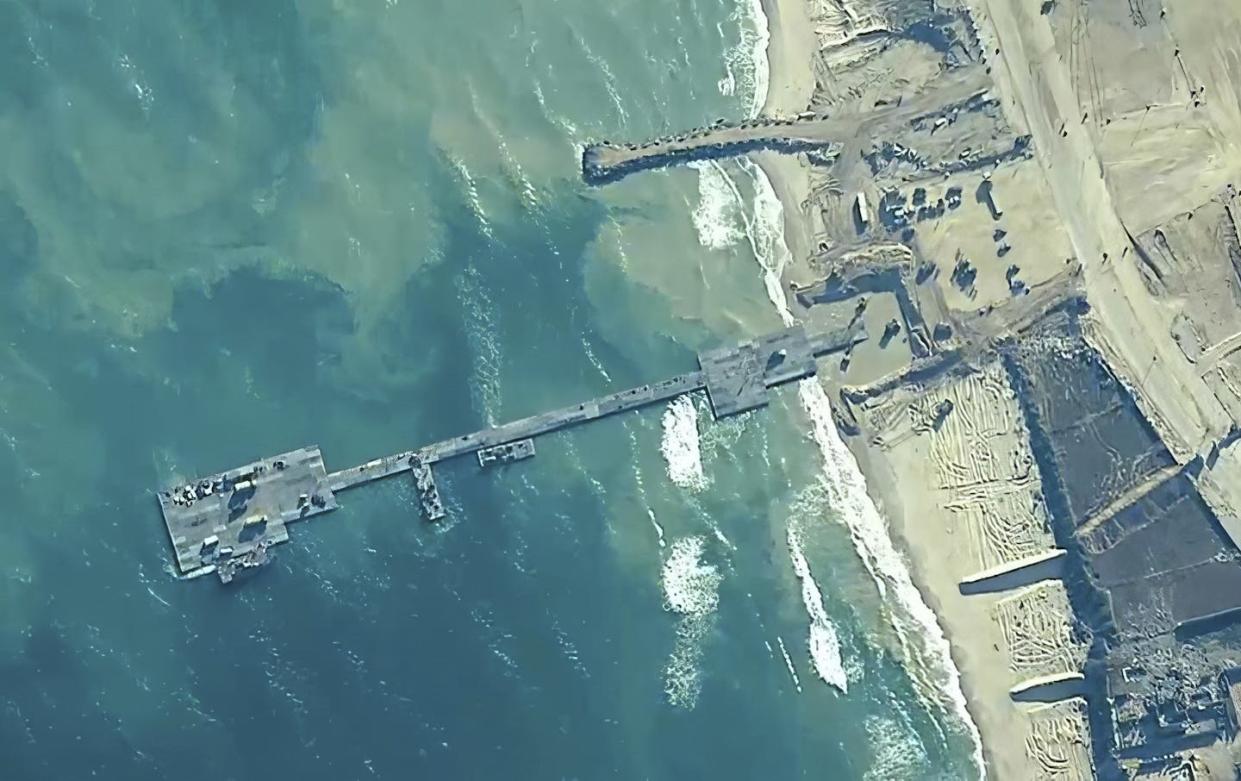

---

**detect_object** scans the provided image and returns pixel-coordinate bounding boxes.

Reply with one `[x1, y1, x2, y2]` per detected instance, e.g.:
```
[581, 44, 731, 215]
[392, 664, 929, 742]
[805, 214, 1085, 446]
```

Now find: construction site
[150, 0, 1241, 776]
[580, 0, 1241, 777]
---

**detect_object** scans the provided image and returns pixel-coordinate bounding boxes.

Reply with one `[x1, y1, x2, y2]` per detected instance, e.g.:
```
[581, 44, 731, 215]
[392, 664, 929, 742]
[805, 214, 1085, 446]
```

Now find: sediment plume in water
[740, 156, 984, 774]
[681, 4, 984, 771]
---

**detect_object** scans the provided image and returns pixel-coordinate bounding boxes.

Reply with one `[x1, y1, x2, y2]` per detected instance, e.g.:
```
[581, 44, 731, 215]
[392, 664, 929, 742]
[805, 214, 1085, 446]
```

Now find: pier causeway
[580, 72, 993, 185]
[157, 324, 863, 583]
[582, 116, 839, 184]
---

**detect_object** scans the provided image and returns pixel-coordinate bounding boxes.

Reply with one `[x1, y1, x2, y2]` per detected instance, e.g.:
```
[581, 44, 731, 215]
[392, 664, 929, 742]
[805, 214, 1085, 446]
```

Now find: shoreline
[849, 426, 1016, 780]
[752, 0, 996, 777]
[755, 0, 817, 279]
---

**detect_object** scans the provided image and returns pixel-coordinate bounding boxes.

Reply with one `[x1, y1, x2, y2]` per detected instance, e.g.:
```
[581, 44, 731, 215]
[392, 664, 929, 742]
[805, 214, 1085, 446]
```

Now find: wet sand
[755, 1, 1090, 777]
[757, 0, 817, 270]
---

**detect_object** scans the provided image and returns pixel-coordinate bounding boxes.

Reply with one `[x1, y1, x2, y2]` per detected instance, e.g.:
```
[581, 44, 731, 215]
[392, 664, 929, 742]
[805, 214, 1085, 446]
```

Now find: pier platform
[158, 446, 337, 580]
[157, 324, 864, 583]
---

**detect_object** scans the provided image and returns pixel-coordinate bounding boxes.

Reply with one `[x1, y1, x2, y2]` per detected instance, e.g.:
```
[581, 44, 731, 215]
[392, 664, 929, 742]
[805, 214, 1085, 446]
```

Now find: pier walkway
[157, 324, 863, 583]
[326, 370, 706, 492]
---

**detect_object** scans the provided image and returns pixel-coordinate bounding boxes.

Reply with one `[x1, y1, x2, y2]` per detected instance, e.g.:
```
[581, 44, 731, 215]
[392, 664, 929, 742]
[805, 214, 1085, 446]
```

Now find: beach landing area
[755, 0, 1241, 777]
[712, 0, 1241, 777]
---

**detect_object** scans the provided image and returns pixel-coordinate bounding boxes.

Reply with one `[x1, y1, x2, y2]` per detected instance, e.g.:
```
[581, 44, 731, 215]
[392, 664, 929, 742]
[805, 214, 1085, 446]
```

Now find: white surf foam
[776, 635, 803, 693]
[716, 20, 738, 98]
[692, 0, 771, 252]
[786, 524, 848, 693]
[738, 159, 797, 319]
[695, 40, 852, 698]
[707, 520, 736, 553]
[647, 508, 667, 549]
[660, 394, 708, 491]
[687, 6, 984, 771]
[661, 536, 724, 709]
[688, 160, 745, 250]
[665, 611, 712, 709]
[737, 126, 984, 776]
[864, 713, 932, 781]
[724, 0, 771, 118]
[662, 536, 722, 615]
[797, 377, 981, 770]
[714, 83, 982, 759]
[447, 155, 493, 241]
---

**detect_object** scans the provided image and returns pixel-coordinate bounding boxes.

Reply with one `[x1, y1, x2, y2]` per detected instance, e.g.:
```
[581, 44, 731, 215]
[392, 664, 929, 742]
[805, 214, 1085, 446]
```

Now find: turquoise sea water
[0, 1, 978, 778]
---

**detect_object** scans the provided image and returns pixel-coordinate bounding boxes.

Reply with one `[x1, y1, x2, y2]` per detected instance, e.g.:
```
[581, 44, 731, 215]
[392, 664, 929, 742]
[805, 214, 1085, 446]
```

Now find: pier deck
[158, 446, 338, 580]
[157, 324, 863, 582]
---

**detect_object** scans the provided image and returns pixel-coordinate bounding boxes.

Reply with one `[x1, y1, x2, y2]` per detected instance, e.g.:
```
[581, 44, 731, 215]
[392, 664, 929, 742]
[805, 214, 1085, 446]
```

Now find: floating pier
[157, 324, 864, 582]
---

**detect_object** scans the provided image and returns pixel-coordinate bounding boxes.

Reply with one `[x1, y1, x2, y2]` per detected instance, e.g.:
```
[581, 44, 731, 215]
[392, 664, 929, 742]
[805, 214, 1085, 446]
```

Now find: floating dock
[157, 324, 864, 582]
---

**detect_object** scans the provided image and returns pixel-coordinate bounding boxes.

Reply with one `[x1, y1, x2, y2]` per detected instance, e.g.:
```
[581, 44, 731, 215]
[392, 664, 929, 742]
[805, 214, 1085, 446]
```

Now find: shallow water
[0, 1, 977, 778]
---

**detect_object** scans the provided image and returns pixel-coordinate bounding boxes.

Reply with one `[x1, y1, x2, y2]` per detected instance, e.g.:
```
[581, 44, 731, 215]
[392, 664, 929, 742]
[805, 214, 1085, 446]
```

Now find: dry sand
[757, 0, 819, 269]
[743, 0, 1241, 776]
[966, 0, 1240, 464]
[755, 1, 1093, 777]
[849, 361, 1091, 780]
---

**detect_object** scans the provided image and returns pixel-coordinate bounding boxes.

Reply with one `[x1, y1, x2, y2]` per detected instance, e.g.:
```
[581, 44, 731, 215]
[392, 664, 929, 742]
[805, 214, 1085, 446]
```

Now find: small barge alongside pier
[158, 324, 863, 583]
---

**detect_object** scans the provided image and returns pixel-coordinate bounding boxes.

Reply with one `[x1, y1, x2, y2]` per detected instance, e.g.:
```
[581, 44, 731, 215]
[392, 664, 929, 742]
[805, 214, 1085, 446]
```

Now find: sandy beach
[846, 362, 1092, 781]
[579, 0, 1241, 773]
[756, 0, 817, 274]
[755, 0, 1091, 777]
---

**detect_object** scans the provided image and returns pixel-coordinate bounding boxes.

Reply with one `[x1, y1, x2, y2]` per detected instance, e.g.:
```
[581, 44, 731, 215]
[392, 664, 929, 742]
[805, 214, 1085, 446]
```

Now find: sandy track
[969, 0, 1232, 462]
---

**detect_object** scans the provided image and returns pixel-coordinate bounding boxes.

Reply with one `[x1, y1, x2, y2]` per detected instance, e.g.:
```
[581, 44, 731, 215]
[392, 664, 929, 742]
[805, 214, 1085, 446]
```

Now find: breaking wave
[660, 394, 708, 491]
[787, 523, 848, 693]
[722, 0, 770, 118]
[688, 161, 746, 251]
[776, 635, 802, 692]
[661, 536, 723, 709]
[693, 0, 770, 252]
[796, 377, 982, 771]
[864, 714, 932, 781]
[662, 535, 721, 616]
[647, 508, 667, 549]
[734, 114, 984, 774]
